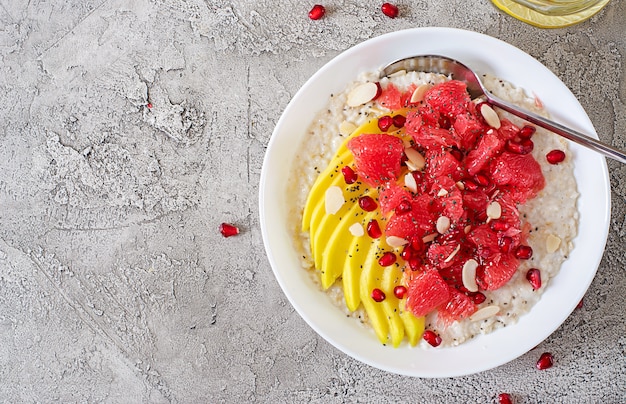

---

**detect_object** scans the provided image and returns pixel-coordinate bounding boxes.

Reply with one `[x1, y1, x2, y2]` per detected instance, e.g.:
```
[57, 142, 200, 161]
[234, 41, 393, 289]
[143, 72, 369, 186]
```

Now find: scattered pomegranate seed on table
[536, 352, 554, 370]
[422, 330, 442, 347]
[308, 4, 325, 20]
[498, 393, 513, 404]
[576, 298, 584, 309]
[371, 288, 386, 302]
[526, 268, 542, 290]
[219, 222, 239, 237]
[341, 165, 358, 184]
[381, 3, 399, 18]
[378, 251, 397, 267]
[146, 102, 153, 109]
[546, 149, 566, 164]
[393, 285, 407, 299]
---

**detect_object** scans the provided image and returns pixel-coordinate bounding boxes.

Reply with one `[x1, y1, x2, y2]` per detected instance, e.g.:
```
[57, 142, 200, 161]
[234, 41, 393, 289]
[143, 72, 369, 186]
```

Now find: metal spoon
[380, 55, 626, 164]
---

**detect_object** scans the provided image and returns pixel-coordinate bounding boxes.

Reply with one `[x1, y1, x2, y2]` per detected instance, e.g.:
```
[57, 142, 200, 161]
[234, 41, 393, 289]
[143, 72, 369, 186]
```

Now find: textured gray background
[0, 0, 624, 403]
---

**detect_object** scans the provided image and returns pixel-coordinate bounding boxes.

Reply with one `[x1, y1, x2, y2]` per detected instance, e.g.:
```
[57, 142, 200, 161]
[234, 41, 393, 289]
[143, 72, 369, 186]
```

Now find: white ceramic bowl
[259, 27, 611, 377]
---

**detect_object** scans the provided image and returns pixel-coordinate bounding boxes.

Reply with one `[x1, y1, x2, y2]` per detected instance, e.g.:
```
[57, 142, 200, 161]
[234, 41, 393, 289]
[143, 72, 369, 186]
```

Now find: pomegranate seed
[410, 236, 425, 252]
[381, 2, 399, 18]
[498, 393, 513, 404]
[395, 199, 412, 214]
[146, 102, 153, 109]
[519, 125, 536, 139]
[526, 268, 542, 290]
[393, 285, 407, 299]
[341, 165, 358, 184]
[408, 257, 422, 271]
[358, 195, 378, 211]
[367, 219, 382, 239]
[378, 115, 393, 131]
[371, 288, 386, 302]
[576, 298, 584, 309]
[392, 114, 406, 128]
[474, 173, 490, 187]
[514, 245, 533, 260]
[219, 222, 239, 237]
[378, 251, 397, 267]
[506, 138, 534, 154]
[498, 236, 513, 253]
[308, 4, 325, 20]
[463, 179, 478, 191]
[449, 148, 463, 161]
[469, 291, 487, 304]
[546, 149, 566, 164]
[400, 246, 413, 261]
[422, 330, 442, 347]
[536, 352, 554, 370]
[490, 220, 509, 232]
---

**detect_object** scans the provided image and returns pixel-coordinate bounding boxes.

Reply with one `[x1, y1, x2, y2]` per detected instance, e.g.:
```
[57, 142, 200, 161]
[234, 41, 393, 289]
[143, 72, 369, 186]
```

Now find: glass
[491, 0, 611, 28]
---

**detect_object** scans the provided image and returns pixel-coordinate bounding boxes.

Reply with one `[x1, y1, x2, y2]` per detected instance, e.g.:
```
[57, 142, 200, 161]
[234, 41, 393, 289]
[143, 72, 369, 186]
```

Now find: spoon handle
[488, 94, 626, 164]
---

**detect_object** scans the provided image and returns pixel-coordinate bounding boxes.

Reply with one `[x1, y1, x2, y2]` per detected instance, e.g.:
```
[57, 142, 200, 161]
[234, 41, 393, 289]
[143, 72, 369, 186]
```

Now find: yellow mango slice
[359, 244, 389, 344]
[380, 265, 406, 347]
[342, 209, 379, 311]
[301, 112, 425, 347]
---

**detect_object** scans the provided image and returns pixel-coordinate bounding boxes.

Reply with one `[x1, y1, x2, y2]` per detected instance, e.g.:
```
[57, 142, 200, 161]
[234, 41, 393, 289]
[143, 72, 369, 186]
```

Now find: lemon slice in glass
[491, 0, 611, 28]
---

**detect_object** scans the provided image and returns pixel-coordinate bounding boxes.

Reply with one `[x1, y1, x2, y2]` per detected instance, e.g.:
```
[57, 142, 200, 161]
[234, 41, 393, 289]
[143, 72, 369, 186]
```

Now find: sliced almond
[464, 225, 472, 234]
[386, 236, 408, 248]
[422, 233, 437, 243]
[470, 305, 500, 322]
[325, 186, 344, 215]
[546, 234, 561, 253]
[404, 148, 426, 171]
[388, 69, 407, 78]
[444, 244, 461, 263]
[410, 83, 432, 104]
[462, 259, 479, 292]
[349, 223, 364, 237]
[436, 216, 451, 234]
[437, 188, 448, 197]
[347, 82, 379, 107]
[486, 201, 502, 220]
[480, 104, 501, 129]
[455, 181, 465, 191]
[339, 121, 357, 136]
[404, 172, 417, 193]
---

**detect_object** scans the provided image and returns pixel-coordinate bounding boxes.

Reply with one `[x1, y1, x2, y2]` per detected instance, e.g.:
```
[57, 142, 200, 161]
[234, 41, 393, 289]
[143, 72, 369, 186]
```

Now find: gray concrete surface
[0, 0, 624, 402]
